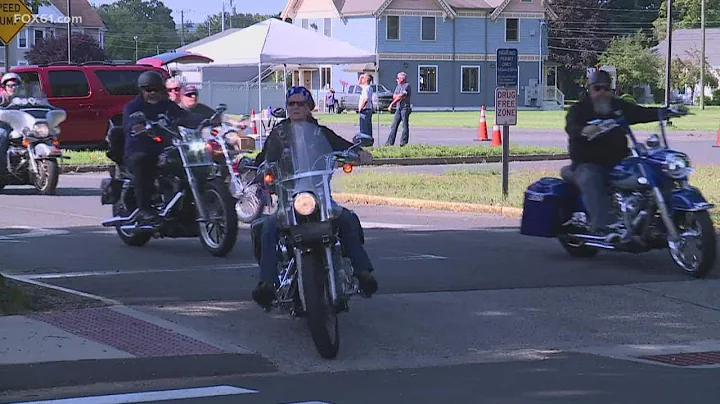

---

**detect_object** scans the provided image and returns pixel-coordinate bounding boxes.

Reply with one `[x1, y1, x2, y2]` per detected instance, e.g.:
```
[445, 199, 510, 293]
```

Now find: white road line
[10, 385, 257, 404]
[1, 273, 121, 306]
[381, 254, 448, 261]
[0, 204, 102, 220]
[360, 221, 432, 229]
[11, 263, 259, 280]
[0, 227, 70, 240]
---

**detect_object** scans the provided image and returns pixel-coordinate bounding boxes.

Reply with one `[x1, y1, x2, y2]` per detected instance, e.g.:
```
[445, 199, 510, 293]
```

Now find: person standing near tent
[358, 73, 374, 137]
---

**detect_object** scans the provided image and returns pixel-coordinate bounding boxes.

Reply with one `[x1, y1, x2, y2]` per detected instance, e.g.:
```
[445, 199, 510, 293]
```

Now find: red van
[10, 63, 170, 147]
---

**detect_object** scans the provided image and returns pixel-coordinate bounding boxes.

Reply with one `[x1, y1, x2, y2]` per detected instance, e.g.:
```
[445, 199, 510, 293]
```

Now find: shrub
[620, 93, 637, 104]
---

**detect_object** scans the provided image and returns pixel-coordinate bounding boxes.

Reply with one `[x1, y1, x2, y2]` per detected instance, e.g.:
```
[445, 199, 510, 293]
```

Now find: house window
[320, 66, 331, 89]
[461, 66, 480, 93]
[16, 61, 28, 66]
[386, 16, 399, 40]
[521, 0, 531, 2]
[17, 29, 27, 48]
[98, 31, 104, 48]
[505, 18, 519, 42]
[418, 65, 437, 93]
[323, 18, 331, 36]
[33, 29, 44, 46]
[421, 17, 436, 41]
[301, 19, 309, 29]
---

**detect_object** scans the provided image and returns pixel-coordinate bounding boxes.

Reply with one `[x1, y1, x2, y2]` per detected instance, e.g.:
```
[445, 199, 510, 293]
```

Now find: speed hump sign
[0, 0, 32, 44]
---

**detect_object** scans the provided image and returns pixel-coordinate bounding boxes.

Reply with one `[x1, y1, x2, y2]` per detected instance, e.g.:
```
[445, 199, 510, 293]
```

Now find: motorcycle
[249, 121, 373, 359]
[203, 107, 268, 224]
[100, 107, 239, 257]
[520, 109, 716, 278]
[0, 85, 66, 195]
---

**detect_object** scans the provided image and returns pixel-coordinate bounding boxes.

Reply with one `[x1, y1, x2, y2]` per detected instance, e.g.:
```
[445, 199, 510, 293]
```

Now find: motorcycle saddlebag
[106, 127, 125, 165]
[100, 177, 123, 205]
[520, 177, 572, 238]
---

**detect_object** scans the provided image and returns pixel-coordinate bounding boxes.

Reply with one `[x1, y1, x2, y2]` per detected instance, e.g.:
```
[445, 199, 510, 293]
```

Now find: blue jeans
[386, 107, 411, 146]
[259, 207, 373, 284]
[562, 163, 612, 231]
[359, 109, 373, 137]
[0, 127, 9, 174]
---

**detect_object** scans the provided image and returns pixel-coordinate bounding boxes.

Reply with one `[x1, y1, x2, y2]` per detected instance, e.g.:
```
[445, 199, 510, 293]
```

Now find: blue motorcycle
[520, 110, 716, 278]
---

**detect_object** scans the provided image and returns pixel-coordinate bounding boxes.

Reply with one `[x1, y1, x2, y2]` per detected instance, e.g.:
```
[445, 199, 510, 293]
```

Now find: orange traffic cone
[251, 109, 258, 135]
[475, 105, 489, 141]
[491, 120, 501, 147]
[714, 125, 720, 148]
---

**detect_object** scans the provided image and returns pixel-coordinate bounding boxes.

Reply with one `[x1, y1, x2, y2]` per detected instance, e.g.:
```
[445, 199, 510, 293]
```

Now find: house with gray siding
[280, 0, 562, 110]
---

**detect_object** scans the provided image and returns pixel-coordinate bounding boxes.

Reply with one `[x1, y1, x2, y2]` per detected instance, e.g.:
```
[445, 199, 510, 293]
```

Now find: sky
[91, 0, 287, 25]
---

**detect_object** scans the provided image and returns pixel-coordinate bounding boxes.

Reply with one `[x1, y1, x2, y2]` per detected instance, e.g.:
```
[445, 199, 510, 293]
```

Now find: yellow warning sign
[0, 0, 32, 45]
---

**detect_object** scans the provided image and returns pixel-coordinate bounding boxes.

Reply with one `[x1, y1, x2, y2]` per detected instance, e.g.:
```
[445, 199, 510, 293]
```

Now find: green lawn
[313, 105, 720, 131]
[334, 165, 720, 225]
[61, 144, 564, 166]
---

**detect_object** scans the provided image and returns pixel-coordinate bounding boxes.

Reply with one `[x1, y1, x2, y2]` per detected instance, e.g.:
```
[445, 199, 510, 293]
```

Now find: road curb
[57, 154, 569, 174]
[60, 164, 113, 174]
[333, 193, 524, 217]
[369, 153, 569, 166]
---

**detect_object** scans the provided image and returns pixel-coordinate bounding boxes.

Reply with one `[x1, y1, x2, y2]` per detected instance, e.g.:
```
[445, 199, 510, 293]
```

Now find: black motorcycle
[100, 107, 239, 257]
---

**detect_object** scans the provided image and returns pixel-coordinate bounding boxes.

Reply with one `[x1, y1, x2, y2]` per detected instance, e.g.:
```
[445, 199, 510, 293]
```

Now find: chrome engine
[613, 191, 652, 234]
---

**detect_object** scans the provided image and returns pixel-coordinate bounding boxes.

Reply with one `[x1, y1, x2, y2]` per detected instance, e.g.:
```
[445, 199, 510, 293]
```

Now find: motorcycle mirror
[216, 103, 228, 112]
[130, 111, 147, 123]
[353, 133, 374, 147]
[271, 108, 286, 118]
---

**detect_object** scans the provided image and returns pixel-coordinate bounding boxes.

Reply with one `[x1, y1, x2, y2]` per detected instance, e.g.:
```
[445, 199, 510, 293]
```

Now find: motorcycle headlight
[293, 192, 317, 216]
[33, 123, 50, 137]
[663, 153, 694, 179]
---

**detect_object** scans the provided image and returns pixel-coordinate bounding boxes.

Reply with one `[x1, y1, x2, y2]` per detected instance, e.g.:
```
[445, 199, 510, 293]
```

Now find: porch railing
[544, 86, 565, 106]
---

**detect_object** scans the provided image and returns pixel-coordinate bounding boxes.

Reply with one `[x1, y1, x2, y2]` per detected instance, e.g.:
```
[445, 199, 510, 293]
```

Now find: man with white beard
[561, 70, 686, 241]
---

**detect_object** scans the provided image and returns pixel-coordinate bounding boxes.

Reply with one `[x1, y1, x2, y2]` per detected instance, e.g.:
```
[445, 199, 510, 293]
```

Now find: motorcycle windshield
[275, 121, 335, 196]
[6, 84, 52, 109]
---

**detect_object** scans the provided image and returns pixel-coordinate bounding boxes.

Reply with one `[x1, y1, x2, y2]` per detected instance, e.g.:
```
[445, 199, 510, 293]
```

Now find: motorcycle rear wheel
[112, 203, 152, 247]
[558, 234, 599, 258]
[302, 250, 340, 359]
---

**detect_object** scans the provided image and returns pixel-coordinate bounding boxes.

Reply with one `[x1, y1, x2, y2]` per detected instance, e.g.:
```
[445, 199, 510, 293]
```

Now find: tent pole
[283, 64, 287, 118]
[258, 62, 263, 143]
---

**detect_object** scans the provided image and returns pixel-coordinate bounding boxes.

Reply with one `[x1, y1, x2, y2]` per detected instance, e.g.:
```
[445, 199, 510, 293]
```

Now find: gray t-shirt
[394, 82, 411, 110]
[359, 85, 373, 111]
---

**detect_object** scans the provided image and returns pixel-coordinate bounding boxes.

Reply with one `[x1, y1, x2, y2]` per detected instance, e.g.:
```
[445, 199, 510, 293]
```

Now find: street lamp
[539, 21, 547, 102]
[133, 36, 138, 62]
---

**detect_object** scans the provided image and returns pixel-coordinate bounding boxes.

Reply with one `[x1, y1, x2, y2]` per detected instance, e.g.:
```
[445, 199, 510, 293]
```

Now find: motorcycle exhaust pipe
[102, 208, 139, 227]
[582, 241, 616, 250]
[159, 191, 183, 217]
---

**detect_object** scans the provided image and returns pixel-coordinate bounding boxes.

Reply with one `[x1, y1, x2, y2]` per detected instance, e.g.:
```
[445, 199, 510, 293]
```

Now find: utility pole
[700, 0, 706, 110]
[221, 2, 225, 32]
[664, 0, 673, 106]
[229, 0, 233, 28]
[181, 10, 185, 46]
[67, 0, 72, 63]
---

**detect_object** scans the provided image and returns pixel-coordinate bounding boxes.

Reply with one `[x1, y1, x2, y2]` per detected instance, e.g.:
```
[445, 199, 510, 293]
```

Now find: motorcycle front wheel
[301, 250, 340, 359]
[198, 179, 239, 257]
[33, 159, 59, 195]
[669, 211, 717, 278]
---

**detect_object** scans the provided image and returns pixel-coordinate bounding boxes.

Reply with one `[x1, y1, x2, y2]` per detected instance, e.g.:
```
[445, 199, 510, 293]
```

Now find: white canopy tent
[180, 18, 379, 139]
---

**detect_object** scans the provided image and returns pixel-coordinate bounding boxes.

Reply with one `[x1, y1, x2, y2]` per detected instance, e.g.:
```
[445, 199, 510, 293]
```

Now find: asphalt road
[2, 173, 720, 403]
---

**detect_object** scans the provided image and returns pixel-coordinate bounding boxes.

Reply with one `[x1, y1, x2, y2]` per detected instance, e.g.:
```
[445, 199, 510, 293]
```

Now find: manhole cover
[637, 351, 720, 367]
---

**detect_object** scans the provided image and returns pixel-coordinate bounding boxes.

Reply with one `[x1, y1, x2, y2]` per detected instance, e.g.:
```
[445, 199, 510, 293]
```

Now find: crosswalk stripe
[10, 385, 256, 404]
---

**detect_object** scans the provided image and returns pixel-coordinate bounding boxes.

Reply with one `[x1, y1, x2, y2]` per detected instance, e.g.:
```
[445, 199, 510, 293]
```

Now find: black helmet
[137, 71, 164, 89]
[588, 70, 612, 86]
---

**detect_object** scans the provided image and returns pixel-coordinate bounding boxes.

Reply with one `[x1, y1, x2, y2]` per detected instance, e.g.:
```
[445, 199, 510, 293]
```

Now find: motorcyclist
[562, 70, 687, 241]
[122, 71, 204, 226]
[251, 86, 377, 309]
[0, 73, 22, 174]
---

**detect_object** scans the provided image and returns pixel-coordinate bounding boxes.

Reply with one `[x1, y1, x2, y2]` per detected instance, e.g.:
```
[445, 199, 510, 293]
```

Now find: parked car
[336, 84, 393, 113]
[10, 62, 171, 148]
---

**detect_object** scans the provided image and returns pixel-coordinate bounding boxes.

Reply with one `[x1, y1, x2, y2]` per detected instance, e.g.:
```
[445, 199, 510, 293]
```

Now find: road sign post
[0, 0, 32, 72]
[496, 49, 518, 199]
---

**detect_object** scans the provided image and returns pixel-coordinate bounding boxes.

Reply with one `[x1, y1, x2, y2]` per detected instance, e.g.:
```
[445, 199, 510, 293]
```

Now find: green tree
[598, 31, 663, 95]
[653, 0, 720, 40]
[96, 0, 180, 61]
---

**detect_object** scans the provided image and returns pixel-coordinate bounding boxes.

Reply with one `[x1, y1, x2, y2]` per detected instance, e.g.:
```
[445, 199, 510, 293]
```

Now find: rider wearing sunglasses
[562, 70, 687, 242]
[250, 86, 377, 309]
[121, 71, 204, 226]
